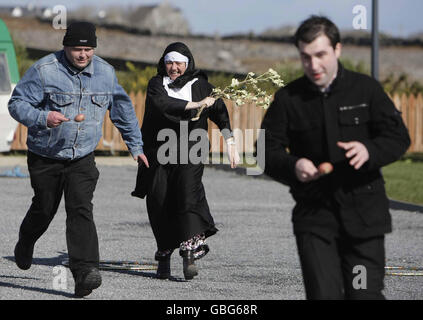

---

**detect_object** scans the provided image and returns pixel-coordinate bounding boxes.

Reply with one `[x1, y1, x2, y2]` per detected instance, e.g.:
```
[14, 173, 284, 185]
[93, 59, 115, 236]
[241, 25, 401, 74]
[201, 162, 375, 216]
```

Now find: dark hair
[294, 15, 340, 49]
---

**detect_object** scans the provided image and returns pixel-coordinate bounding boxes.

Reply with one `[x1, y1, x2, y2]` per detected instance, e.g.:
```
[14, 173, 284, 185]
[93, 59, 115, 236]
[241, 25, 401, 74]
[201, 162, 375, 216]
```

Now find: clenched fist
[295, 158, 320, 182]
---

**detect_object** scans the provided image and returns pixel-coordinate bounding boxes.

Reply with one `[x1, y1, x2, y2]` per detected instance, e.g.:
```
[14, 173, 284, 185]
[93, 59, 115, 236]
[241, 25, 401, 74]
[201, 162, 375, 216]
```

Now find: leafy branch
[192, 68, 284, 121]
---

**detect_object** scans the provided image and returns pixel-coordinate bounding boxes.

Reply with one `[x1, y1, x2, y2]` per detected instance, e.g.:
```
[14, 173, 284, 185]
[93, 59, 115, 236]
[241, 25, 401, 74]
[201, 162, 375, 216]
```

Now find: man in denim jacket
[8, 22, 148, 298]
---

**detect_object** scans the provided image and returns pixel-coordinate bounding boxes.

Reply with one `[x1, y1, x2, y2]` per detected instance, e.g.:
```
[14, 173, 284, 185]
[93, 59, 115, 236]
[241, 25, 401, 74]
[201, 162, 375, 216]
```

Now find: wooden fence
[390, 93, 423, 153]
[10, 92, 423, 153]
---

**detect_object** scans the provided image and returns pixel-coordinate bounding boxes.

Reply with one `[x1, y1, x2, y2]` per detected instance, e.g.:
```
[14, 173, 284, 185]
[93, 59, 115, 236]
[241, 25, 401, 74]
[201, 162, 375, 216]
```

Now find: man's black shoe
[74, 268, 102, 298]
[14, 241, 34, 270]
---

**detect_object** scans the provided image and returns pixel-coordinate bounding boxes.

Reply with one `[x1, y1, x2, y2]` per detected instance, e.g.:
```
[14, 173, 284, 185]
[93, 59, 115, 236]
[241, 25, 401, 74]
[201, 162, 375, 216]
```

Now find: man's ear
[335, 42, 342, 59]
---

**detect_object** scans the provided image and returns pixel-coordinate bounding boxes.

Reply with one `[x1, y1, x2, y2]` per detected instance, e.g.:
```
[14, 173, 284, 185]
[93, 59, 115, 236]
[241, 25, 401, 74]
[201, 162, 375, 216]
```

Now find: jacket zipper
[339, 103, 368, 111]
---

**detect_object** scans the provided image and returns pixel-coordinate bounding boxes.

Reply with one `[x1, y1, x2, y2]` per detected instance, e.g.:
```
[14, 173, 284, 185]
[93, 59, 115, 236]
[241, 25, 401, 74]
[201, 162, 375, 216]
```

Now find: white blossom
[192, 69, 285, 120]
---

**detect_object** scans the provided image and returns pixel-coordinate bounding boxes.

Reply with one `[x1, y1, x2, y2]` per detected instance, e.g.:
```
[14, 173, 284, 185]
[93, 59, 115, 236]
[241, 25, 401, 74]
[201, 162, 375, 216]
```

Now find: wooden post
[407, 94, 416, 152]
[136, 91, 145, 126]
[392, 93, 401, 112]
[10, 123, 27, 150]
[415, 93, 423, 152]
[232, 100, 242, 153]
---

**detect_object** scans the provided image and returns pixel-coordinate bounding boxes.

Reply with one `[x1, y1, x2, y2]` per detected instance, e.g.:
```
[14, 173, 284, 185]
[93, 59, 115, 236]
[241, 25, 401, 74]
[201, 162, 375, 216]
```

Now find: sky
[1, 0, 422, 37]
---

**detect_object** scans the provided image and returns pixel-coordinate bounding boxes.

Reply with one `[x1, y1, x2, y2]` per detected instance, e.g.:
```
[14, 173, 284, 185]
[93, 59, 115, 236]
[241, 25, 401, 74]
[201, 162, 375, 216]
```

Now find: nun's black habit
[133, 42, 233, 253]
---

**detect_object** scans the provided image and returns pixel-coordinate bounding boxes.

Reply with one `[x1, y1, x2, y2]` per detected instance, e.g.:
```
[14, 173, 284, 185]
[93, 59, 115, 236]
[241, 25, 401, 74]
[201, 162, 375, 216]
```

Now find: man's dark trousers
[296, 231, 386, 300]
[18, 151, 100, 277]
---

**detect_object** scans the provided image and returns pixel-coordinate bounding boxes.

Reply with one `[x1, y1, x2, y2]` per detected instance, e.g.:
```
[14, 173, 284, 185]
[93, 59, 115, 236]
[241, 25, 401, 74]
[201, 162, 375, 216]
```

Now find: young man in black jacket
[260, 16, 410, 299]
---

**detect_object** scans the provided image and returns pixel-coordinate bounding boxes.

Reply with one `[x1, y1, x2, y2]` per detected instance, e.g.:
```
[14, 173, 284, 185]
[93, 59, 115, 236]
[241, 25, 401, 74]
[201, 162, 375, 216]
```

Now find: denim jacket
[8, 50, 144, 160]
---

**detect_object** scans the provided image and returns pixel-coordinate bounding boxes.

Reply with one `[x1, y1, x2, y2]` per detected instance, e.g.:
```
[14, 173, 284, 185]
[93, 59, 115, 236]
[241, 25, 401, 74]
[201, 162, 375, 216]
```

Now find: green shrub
[340, 58, 370, 75]
[381, 73, 423, 96]
[208, 72, 233, 90]
[274, 63, 304, 85]
[116, 62, 156, 93]
[13, 39, 35, 77]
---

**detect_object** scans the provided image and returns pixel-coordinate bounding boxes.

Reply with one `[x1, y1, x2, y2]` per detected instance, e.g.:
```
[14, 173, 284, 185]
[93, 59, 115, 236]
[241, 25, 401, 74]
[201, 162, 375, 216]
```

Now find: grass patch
[237, 156, 423, 205]
[382, 160, 423, 205]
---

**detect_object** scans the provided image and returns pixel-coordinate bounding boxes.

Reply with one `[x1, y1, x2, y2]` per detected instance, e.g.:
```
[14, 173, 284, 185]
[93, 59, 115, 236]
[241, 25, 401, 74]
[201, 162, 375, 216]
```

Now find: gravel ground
[0, 157, 422, 301]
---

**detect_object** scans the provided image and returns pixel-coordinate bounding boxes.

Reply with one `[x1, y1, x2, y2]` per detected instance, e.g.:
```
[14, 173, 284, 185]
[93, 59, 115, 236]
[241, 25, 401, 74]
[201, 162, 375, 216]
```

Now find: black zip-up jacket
[261, 63, 410, 239]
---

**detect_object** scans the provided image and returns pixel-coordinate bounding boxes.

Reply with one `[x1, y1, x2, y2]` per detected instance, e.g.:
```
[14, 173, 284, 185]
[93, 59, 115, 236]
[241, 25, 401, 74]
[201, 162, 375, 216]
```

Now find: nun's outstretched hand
[185, 97, 216, 110]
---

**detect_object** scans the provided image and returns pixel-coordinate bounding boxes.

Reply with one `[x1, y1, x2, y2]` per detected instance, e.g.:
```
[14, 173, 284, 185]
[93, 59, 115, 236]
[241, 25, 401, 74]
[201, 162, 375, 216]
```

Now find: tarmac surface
[0, 156, 422, 300]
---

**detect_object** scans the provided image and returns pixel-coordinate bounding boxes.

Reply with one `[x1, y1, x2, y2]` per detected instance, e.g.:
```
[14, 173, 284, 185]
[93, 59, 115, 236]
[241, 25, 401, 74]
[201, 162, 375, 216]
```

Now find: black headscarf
[157, 42, 207, 89]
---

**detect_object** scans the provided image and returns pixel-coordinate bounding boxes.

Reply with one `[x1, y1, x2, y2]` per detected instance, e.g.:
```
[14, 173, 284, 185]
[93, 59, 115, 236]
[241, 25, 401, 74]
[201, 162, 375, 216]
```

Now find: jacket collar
[328, 61, 346, 92]
[59, 50, 95, 76]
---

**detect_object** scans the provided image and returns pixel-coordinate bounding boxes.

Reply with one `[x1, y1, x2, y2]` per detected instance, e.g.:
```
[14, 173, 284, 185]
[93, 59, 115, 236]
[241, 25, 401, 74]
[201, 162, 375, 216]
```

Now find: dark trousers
[19, 151, 100, 277]
[295, 232, 386, 300]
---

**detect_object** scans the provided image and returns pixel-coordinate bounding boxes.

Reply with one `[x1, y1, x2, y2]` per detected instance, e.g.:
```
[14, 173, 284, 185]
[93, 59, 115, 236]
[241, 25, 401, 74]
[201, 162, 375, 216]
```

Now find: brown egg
[74, 114, 85, 122]
[318, 162, 333, 175]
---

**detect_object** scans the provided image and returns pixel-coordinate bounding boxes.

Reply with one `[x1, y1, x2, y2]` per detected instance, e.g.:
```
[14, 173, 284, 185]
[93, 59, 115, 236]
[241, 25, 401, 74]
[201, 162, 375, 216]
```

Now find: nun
[133, 42, 239, 280]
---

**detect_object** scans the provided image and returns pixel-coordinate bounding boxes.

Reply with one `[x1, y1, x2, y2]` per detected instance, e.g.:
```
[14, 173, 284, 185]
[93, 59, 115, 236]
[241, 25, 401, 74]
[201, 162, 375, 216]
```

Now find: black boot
[180, 250, 198, 280]
[155, 251, 172, 279]
[74, 267, 102, 298]
[14, 240, 35, 270]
